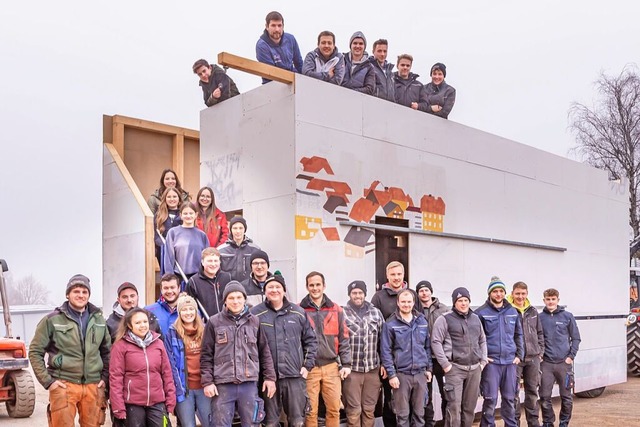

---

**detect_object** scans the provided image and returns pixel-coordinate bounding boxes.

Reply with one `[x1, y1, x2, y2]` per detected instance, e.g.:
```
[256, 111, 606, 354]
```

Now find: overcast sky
[0, 1, 636, 305]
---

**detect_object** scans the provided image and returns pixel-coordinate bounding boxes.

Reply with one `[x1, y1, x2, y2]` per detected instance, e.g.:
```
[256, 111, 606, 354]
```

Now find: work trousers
[539, 361, 573, 427]
[515, 358, 541, 427]
[47, 381, 106, 427]
[306, 362, 342, 427]
[480, 363, 518, 427]
[264, 377, 309, 427]
[424, 358, 446, 427]
[125, 402, 172, 427]
[393, 372, 428, 427]
[342, 368, 381, 427]
[443, 363, 482, 427]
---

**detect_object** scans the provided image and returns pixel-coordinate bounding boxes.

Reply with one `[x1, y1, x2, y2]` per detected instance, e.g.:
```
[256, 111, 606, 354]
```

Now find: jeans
[306, 362, 342, 427]
[211, 381, 259, 427]
[47, 381, 106, 427]
[175, 388, 212, 427]
[480, 363, 518, 427]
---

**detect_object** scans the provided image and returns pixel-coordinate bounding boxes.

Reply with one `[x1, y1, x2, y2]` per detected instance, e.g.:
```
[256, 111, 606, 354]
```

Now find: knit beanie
[415, 280, 433, 293]
[177, 295, 198, 313]
[223, 281, 247, 302]
[350, 31, 367, 49]
[66, 274, 91, 295]
[451, 287, 471, 304]
[431, 62, 447, 78]
[347, 280, 367, 296]
[229, 216, 247, 231]
[487, 276, 506, 294]
[250, 250, 270, 268]
[264, 273, 286, 292]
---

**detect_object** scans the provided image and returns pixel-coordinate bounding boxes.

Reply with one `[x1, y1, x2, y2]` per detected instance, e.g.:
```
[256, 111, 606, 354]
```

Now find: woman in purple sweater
[163, 202, 209, 280]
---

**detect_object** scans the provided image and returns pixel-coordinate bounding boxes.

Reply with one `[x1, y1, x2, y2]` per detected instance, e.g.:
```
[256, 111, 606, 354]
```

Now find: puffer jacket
[199, 64, 240, 107]
[540, 306, 581, 363]
[29, 302, 110, 389]
[109, 331, 176, 415]
[200, 307, 276, 385]
[196, 208, 229, 248]
[368, 57, 395, 101]
[342, 52, 375, 94]
[302, 47, 345, 85]
[256, 31, 303, 84]
[393, 72, 428, 112]
[476, 299, 524, 364]
[218, 236, 262, 283]
[251, 298, 317, 379]
[424, 81, 456, 119]
[506, 296, 544, 361]
[186, 265, 232, 319]
[381, 310, 432, 377]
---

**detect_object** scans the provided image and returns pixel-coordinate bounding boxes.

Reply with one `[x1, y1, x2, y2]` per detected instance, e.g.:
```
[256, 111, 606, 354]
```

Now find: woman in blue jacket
[165, 296, 211, 427]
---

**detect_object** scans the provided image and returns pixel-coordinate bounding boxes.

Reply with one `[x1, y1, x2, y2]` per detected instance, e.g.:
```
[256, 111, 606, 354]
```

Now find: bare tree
[5, 274, 51, 305]
[569, 64, 640, 249]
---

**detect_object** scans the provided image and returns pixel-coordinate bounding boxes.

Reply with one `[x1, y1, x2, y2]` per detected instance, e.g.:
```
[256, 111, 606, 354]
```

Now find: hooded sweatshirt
[371, 282, 410, 320]
[256, 30, 303, 84]
[342, 52, 375, 94]
[302, 47, 345, 85]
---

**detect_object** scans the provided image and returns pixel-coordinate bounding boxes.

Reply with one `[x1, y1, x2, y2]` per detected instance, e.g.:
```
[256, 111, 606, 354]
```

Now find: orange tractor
[0, 259, 35, 418]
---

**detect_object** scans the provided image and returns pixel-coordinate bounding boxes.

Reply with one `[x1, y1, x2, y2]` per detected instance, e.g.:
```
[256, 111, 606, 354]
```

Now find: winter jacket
[154, 209, 182, 247]
[164, 325, 205, 403]
[145, 298, 178, 336]
[147, 188, 190, 215]
[342, 52, 375, 94]
[218, 236, 261, 283]
[200, 307, 276, 385]
[300, 295, 352, 368]
[162, 226, 209, 276]
[424, 81, 456, 119]
[539, 306, 581, 363]
[302, 48, 345, 85]
[420, 297, 448, 336]
[393, 72, 428, 112]
[241, 271, 274, 308]
[107, 303, 161, 343]
[256, 31, 303, 84]
[368, 57, 395, 101]
[381, 310, 432, 377]
[371, 282, 410, 320]
[476, 299, 524, 364]
[251, 298, 318, 379]
[199, 64, 240, 107]
[29, 302, 110, 389]
[186, 266, 232, 319]
[109, 331, 176, 416]
[431, 308, 487, 371]
[196, 208, 229, 248]
[506, 296, 545, 361]
[343, 301, 384, 373]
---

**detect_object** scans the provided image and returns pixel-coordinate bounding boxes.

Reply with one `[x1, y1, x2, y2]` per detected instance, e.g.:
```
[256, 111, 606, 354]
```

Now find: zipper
[127, 379, 131, 401]
[143, 346, 151, 406]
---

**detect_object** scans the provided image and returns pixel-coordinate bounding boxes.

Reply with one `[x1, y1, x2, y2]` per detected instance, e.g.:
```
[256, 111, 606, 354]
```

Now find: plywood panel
[124, 127, 173, 202]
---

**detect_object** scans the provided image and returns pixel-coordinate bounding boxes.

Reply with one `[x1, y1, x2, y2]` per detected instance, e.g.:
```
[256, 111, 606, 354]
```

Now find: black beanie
[415, 280, 433, 293]
[451, 287, 471, 304]
[265, 273, 286, 292]
[347, 280, 367, 296]
[229, 216, 247, 231]
[431, 62, 447, 78]
[250, 250, 270, 268]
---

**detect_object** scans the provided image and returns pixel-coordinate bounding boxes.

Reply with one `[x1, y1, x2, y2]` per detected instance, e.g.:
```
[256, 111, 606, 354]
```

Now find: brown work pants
[342, 368, 381, 427]
[306, 362, 342, 427]
[47, 381, 107, 427]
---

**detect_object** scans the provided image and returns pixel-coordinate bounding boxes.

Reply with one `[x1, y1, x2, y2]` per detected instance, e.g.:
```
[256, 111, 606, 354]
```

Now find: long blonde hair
[174, 300, 205, 342]
[156, 187, 181, 235]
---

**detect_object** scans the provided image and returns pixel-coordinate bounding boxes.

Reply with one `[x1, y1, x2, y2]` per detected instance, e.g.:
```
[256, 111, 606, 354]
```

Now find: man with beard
[342, 31, 375, 94]
[302, 31, 345, 85]
[251, 274, 318, 427]
[218, 216, 261, 283]
[476, 276, 524, 427]
[393, 54, 428, 112]
[187, 247, 232, 319]
[342, 280, 384, 427]
[146, 273, 182, 335]
[256, 11, 303, 84]
[107, 282, 160, 341]
[241, 250, 274, 308]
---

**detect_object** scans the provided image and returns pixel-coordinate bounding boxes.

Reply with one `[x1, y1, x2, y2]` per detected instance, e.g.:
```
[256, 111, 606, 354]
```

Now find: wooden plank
[173, 133, 185, 185]
[112, 114, 199, 139]
[104, 143, 153, 218]
[112, 122, 125, 160]
[144, 216, 156, 305]
[218, 52, 295, 85]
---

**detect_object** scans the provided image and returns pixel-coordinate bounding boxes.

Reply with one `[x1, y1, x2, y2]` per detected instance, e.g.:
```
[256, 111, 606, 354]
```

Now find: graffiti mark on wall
[296, 156, 446, 257]
[203, 153, 241, 208]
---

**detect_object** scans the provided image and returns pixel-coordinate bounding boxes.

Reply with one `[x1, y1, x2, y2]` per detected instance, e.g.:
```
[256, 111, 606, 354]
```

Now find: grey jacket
[507, 297, 544, 361]
[342, 53, 375, 94]
[420, 297, 448, 336]
[368, 57, 395, 101]
[393, 72, 429, 112]
[431, 308, 487, 371]
[424, 81, 456, 119]
[302, 48, 345, 85]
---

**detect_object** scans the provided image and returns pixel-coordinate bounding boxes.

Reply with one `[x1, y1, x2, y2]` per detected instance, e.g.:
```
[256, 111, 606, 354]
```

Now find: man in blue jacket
[476, 276, 524, 427]
[381, 289, 432, 427]
[256, 11, 303, 84]
[539, 288, 581, 427]
[145, 273, 181, 335]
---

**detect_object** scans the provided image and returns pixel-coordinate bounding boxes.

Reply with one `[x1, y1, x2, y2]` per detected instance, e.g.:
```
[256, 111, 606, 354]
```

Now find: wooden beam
[144, 216, 156, 305]
[173, 133, 185, 184]
[104, 143, 153, 218]
[218, 52, 295, 84]
[112, 114, 199, 139]
[112, 121, 125, 160]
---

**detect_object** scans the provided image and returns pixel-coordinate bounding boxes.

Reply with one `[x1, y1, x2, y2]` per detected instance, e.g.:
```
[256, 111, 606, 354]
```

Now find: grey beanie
[222, 281, 247, 302]
[66, 274, 91, 295]
[350, 31, 367, 49]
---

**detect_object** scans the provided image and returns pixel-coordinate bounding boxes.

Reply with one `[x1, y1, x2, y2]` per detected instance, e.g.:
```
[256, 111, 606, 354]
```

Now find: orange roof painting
[300, 156, 335, 174]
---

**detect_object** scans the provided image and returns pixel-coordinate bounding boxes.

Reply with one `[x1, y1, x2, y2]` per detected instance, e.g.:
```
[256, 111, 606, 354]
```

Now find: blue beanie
[487, 276, 506, 294]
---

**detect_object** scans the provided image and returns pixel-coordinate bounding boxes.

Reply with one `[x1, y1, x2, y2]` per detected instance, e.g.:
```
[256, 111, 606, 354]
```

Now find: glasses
[251, 261, 267, 266]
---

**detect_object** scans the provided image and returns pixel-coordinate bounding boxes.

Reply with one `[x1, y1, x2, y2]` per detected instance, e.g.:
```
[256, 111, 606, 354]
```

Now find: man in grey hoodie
[302, 30, 345, 85]
[342, 31, 375, 94]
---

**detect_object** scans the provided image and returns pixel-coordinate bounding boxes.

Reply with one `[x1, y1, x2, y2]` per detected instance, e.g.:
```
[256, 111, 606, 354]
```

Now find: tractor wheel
[5, 369, 35, 418]
[575, 386, 605, 398]
[627, 319, 640, 377]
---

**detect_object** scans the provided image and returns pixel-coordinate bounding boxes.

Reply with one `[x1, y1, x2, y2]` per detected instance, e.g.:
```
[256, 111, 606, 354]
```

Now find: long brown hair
[114, 307, 150, 342]
[174, 303, 205, 342]
[158, 168, 186, 197]
[196, 187, 218, 233]
[156, 187, 181, 235]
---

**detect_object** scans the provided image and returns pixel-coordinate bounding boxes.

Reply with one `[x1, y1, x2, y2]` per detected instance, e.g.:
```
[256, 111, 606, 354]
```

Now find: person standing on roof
[369, 39, 395, 102]
[218, 216, 262, 283]
[393, 54, 429, 112]
[342, 31, 375, 95]
[302, 31, 345, 85]
[192, 59, 239, 107]
[424, 62, 456, 119]
[256, 11, 303, 84]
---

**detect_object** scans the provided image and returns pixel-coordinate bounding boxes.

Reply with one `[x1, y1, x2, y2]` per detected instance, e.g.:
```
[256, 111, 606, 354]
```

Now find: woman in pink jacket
[109, 308, 176, 426]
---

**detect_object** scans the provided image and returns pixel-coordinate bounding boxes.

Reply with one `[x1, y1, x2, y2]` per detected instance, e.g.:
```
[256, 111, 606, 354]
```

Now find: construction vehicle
[0, 259, 36, 418]
[627, 260, 640, 376]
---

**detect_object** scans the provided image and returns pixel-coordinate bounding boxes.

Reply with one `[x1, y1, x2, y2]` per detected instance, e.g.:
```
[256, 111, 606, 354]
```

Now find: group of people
[29, 253, 580, 427]
[192, 10, 456, 119]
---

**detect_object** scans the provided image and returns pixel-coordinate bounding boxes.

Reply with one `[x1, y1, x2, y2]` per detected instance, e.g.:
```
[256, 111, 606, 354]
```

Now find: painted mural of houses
[421, 194, 446, 232]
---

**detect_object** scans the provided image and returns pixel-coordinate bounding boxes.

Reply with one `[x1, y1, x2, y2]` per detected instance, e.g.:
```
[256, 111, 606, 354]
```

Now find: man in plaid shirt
[342, 280, 385, 427]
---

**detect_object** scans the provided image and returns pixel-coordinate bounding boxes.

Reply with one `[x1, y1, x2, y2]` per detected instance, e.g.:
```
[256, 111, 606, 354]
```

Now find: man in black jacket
[186, 247, 231, 319]
[192, 59, 240, 107]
